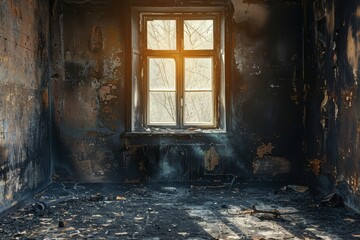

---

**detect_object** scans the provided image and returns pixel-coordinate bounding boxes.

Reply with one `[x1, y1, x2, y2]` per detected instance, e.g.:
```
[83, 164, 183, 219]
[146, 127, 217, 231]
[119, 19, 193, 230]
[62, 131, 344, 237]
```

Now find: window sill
[127, 127, 227, 134]
[121, 128, 232, 145]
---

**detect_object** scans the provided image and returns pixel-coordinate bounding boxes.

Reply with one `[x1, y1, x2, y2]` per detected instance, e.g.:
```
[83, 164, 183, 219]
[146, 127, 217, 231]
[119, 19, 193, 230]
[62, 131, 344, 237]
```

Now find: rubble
[0, 182, 359, 239]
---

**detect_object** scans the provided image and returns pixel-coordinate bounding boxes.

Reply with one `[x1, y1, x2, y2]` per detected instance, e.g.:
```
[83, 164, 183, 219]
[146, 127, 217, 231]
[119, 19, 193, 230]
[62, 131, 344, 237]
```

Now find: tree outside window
[144, 15, 219, 128]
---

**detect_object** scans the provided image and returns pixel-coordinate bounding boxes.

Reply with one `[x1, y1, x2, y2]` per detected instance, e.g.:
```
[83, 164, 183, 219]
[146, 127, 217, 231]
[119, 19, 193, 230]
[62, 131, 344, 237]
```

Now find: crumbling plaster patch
[256, 143, 275, 158]
[204, 147, 220, 172]
[103, 49, 122, 80]
[232, 0, 269, 73]
[346, 6, 360, 86]
[231, 0, 269, 26]
[347, 25, 359, 83]
[308, 158, 323, 177]
[348, 173, 360, 193]
[98, 83, 117, 102]
[5, 168, 22, 201]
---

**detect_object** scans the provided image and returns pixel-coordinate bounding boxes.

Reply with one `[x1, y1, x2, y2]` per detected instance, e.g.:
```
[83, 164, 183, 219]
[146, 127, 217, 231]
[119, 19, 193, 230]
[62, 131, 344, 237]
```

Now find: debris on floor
[321, 192, 343, 208]
[0, 181, 359, 239]
[228, 205, 282, 218]
[280, 185, 309, 193]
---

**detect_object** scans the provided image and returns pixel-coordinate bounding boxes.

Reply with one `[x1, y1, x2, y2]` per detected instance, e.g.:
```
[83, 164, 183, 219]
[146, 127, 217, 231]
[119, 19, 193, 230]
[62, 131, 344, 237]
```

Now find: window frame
[142, 13, 220, 128]
[128, 4, 231, 133]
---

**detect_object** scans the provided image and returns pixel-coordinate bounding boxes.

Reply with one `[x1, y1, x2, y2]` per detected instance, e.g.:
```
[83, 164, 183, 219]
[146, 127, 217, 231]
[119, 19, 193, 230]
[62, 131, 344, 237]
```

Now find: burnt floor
[0, 181, 359, 240]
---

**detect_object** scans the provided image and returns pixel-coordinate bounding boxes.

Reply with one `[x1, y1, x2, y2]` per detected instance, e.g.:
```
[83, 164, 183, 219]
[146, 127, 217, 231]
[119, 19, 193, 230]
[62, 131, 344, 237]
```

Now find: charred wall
[51, 0, 304, 182]
[231, 0, 304, 179]
[0, 0, 51, 211]
[304, 0, 360, 212]
[51, 0, 125, 182]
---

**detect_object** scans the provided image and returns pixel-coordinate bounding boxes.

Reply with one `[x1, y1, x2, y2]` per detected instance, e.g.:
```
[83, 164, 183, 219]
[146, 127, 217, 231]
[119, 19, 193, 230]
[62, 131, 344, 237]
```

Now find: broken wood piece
[229, 205, 281, 218]
[250, 205, 280, 218]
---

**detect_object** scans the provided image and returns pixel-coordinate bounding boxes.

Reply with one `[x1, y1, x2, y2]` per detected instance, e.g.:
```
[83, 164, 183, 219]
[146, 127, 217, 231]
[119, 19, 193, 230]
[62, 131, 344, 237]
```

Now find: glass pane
[184, 20, 213, 50]
[185, 58, 212, 90]
[147, 20, 176, 50]
[184, 92, 213, 124]
[149, 58, 176, 90]
[149, 92, 176, 125]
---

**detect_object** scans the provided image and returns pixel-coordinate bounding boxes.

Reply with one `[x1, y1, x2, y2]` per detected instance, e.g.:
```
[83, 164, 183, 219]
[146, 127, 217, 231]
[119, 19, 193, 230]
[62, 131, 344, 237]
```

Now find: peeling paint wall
[304, 0, 360, 212]
[51, 0, 304, 182]
[0, 0, 51, 211]
[51, 0, 125, 182]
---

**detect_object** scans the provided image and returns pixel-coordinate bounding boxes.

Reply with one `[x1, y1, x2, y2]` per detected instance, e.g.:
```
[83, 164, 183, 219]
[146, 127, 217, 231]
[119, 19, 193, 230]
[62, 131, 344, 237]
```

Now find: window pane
[149, 92, 176, 125]
[184, 92, 213, 124]
[185, 58, 212, 90]
[149, 58, 176, 90]
[184, 20, 213, 50]
[147, 20, 176, 50]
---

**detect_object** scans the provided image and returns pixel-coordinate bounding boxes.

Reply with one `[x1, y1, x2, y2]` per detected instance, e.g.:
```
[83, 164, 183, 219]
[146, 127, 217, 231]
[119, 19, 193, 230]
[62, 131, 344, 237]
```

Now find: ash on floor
[0, 181, 359, 240]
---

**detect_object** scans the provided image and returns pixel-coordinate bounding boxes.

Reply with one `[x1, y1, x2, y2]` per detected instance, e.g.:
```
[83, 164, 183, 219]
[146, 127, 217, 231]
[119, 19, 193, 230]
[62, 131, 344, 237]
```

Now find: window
[144, 15, 218, 127]
[129, 5, 229, 132]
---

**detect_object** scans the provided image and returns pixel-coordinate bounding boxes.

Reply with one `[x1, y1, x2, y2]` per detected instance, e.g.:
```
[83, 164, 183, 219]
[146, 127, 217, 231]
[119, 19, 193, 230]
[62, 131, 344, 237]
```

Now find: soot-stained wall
[304, 0, 360, 212]
[51, 0, 125, 182]
[0, 0, 51, 211]
[51, 0, 304, 182]
[232, 0, 304, 179]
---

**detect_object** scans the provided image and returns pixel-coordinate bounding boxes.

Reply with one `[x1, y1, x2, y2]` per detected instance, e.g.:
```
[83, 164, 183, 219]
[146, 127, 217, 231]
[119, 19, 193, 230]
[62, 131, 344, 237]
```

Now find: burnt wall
[304, 0, 360, 212]
[51, 0, 125, 182]
[51, 0, 304, 182]
[231, 0, 304, 179]
[0, 0, 51, 211]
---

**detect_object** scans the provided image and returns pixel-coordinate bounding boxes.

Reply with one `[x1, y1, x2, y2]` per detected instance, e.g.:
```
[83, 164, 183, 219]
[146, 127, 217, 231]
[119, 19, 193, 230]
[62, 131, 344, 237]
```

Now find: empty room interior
[1, 0, 360, 239]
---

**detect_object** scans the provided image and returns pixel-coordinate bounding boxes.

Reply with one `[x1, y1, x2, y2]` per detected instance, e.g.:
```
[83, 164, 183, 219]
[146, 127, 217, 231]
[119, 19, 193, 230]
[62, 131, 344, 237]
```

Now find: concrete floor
[0, 181, 359, 239]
